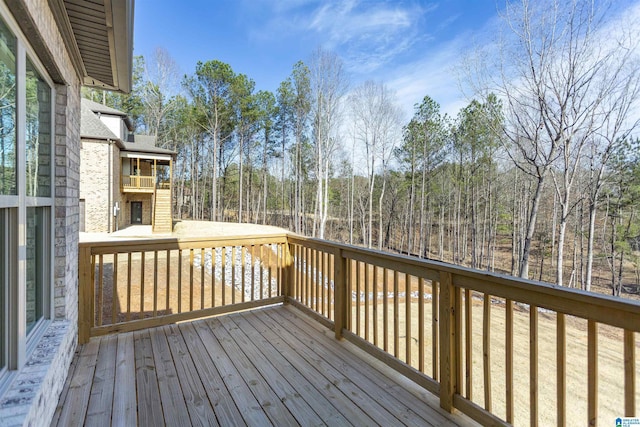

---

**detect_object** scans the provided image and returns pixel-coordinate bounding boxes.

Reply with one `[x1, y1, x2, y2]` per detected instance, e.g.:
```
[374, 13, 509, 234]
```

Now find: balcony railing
[79, 232, 640, 426]
[121, 174, 155, 192]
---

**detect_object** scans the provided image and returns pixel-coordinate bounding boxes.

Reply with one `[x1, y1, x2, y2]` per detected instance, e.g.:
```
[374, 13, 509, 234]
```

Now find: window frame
[0, 2, 56, 380]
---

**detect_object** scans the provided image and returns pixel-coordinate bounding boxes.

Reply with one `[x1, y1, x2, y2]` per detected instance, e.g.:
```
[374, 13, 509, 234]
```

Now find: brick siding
[0, 0, 83, 425]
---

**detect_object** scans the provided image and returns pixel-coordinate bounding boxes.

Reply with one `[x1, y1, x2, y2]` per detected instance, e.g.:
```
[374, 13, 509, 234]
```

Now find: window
[0, 7, 54, 374]
[26, 58, 51, 198]
[0, 17, 15, 196]
[26, 207, 48, 334]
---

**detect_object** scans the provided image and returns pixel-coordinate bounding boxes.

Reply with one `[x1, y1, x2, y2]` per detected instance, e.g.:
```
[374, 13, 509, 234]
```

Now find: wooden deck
[52, 305, 475, 426]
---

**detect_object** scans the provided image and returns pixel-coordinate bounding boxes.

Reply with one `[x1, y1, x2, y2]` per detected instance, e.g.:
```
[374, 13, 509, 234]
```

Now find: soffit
[50, 0, 134, 93]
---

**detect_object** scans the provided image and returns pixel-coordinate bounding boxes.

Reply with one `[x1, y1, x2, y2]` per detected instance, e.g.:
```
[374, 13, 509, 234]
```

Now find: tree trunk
[520, 175, 545, 279]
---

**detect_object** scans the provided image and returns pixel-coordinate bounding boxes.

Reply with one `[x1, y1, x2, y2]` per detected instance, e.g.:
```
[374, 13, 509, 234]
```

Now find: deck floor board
[52, 305, 476, 426]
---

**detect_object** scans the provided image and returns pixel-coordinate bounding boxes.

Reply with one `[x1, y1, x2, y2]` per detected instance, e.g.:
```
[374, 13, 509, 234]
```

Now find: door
[131, 201, 142, 224]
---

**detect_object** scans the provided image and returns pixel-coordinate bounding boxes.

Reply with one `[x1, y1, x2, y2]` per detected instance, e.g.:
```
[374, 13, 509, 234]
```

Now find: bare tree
[349, 81, 401, 248]
[142, 47, 181, 142]
[309, 48, 349, 239]
[476, 0, 639, 282]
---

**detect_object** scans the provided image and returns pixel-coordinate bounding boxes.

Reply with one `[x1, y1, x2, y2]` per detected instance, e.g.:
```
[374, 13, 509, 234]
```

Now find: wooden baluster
[588, 320, 598, 427]
[200, 248, 205, 309]
[624, 330, 636, 417]
[189, 249, 194, 311]
[557, 313, 566, 427]
[211, 248, 216, 307]
[365, 263, 370, 341]
[221, 248, 226, 306]
[483, 294, 492, 412]
[267, 245, 273, 299]
[97, 254, 103, 326]
[506, 299, 514, 424]
[241, 246, 246, 302]
[314, 248, 319, 312]
[418, 277, 424, 372]
[275, 244, 281, 297]
[296, 245, 301, 300]
[346, 259, 352, 332]
[177, 249, 182, 312]
[406, 272, 411, 365]
[127, 253, 132, 321]
[356, 261, 361, 337]
[432, 281, 439, 381]
[328, 252, 333, 320]
[261, 244, 265, 301]
[373, 266, 379, 348]
[394, 269, 399, 358]
[455, 282, 462, 403]
[166, 250, 171, 314]
[140, 252, 145, 316]
[383, 268, 389, 352]
[305, 247, 310, 306]
[465, 288, 472, 399]
[530, 305, 539, 427]
[333, 247, 346, 340]
[231, 246, 236, 304]
[112, 253, 118, 324]
[153, 251, 158, 317]
[320, 251, 325, 316]
[78, 246, 93, 344]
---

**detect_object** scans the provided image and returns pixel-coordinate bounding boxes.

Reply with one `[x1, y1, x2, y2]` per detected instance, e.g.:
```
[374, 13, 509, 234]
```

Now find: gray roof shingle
[81, 98, 176, 157]
[80, 102, 120, 141]
[82, 98, 127, 116]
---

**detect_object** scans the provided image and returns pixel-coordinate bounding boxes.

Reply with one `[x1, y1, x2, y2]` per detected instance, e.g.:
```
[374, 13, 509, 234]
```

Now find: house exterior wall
[122, 193, 153, 226]
[79, 139, 122, 233]
[100, 115, 122, 140]
[0, 1, 83, 425]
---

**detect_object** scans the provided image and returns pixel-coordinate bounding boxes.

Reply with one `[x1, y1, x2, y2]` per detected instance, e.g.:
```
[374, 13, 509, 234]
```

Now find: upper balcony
[121, 174, 156, 192]
[58, 229, 640, 426]
[120, 156, 172, 193]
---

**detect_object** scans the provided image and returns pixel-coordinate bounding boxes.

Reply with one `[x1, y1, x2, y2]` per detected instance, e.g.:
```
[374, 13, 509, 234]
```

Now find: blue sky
[133, 0, 499, 118]
[133, 0, 638, 119]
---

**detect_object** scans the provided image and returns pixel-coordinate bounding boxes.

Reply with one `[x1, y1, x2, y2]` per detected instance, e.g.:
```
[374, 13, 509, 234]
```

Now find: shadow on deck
[51, 305, 476, 426]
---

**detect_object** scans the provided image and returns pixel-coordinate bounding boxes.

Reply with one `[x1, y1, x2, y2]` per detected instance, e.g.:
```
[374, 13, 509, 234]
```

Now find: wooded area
[83, 0, 640, 296]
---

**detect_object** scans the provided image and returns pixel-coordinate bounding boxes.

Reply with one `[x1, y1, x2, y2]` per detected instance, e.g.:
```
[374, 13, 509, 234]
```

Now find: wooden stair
[152, 188, 172, 233]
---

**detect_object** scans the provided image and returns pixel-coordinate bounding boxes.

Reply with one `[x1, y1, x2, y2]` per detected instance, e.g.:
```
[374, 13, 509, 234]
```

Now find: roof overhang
[49, 0, 135, 93]
[120, 151, 174, 161]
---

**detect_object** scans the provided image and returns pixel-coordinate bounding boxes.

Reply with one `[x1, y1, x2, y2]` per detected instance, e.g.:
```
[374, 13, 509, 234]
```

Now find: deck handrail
[286, 234, 639, 426]
[78, 231, 639, 426]
[121, 174, 155, 190]
[79, 234, 289, 343]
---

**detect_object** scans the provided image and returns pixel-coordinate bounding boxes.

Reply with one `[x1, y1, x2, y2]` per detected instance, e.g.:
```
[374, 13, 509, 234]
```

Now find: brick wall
[0, 0, 83, 425]
[123, 193, 153, 226]
[79, 139, 121, 233]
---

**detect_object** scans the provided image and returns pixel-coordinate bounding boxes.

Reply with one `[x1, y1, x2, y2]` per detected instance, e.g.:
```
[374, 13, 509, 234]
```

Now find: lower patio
[51, 305, 475, 426]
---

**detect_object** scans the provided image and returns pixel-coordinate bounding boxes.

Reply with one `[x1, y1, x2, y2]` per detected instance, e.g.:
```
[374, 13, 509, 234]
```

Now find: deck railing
[78, 234, 289, 342]
[122, 174, 155, 191]
[79, 232, 639, 426]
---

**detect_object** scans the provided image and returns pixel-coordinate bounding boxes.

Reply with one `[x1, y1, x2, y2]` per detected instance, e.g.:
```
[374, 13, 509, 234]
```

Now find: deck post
[333, 247, 347, 340]
[78, 245, 93, 344]
[439, 271, 457, 412]
[282, 240, 294, 302]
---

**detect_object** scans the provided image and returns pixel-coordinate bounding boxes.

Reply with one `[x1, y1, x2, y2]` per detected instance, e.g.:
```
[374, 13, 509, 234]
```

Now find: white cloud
[385, 33, 475, 120]
[383, 0, 640, 124]
[248, 0, 433, 74]
[306, 1, 430, 73]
